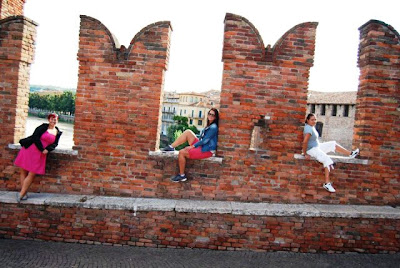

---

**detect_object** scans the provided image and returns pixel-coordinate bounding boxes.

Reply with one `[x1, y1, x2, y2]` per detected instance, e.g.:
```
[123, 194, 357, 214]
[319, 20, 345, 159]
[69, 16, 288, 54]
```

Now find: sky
[24, 0, 400, 93]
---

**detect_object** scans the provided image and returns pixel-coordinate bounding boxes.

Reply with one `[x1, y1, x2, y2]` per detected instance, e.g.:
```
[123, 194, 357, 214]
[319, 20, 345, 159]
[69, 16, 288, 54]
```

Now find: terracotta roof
[307, 91, 357, 104]
[187, 101, 210, 107]
[178, 92, 206, 97]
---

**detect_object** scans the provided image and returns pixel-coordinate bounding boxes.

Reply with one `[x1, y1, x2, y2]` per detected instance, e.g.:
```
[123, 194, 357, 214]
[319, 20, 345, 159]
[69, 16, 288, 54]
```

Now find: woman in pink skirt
[14, 113, 62, 202]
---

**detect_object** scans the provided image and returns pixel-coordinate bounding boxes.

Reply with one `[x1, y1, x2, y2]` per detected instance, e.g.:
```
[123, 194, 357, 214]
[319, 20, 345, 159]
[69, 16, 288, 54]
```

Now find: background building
[306, 91, 357, 149]
[161, 90, 220, 135]
[161, 92, 179, 135]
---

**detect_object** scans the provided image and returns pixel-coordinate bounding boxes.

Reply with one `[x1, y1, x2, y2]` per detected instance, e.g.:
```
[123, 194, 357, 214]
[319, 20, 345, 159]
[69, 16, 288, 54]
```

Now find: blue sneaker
[170, 174, 187, 183]
[162, 145, 175, 152]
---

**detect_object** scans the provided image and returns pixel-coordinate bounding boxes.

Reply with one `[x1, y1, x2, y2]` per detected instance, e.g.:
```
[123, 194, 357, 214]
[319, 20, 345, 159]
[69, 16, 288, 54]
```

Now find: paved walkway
[1, 239, 399, 268]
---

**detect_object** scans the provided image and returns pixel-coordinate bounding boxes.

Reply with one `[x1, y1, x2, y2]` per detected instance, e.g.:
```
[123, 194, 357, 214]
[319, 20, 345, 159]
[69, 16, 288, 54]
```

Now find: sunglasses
[208, 112, 216, 117]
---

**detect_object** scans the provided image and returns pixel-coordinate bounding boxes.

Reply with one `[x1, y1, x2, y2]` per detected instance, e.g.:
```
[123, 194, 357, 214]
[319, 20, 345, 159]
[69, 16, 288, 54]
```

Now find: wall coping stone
[149, 151, 223, 163]
[0, 15, 38, 26]
[1, 191, 398, 219]
[8, 144, 78, 156]
[294, 154, 369, 165]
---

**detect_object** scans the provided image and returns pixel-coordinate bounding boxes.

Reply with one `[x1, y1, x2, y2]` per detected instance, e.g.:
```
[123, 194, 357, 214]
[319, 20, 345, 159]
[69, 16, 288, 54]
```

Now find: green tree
[28, 93, 41, 108]
[166, 115, 199, 150]
[58, 91, 76, 115]
[29, 91, 76, 115]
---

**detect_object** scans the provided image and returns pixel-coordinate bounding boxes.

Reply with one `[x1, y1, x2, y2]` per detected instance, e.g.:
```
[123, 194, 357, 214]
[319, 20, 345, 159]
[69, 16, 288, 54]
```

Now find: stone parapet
[1, 191, 399, 253]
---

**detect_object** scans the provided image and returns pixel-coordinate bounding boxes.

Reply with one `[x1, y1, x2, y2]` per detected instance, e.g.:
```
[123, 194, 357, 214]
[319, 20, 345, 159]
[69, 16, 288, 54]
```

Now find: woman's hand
[304, 154, 310, 160]
[42, 149, 49, 155]
[185, 145, 194, 150]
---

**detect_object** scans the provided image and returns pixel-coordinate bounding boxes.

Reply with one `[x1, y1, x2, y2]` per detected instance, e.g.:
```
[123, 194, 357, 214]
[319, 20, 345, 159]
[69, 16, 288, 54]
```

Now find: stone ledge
[1, 191, 398, 219]
[149, 150, 223, 163]
[294, 154, 369, 165]
[8, 144, 78, 156]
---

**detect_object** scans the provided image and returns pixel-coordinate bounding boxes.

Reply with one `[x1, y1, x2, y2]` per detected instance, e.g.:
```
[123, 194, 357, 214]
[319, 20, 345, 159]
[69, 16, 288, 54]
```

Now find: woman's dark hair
[48, 113, 58, 120]
[305, 113, 315, 124]
[207, 108, 219, 127]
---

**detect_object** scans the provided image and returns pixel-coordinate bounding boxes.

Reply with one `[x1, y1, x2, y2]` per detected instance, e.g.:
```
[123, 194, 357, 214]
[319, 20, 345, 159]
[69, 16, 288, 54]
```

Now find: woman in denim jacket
[162, 108, 219, 182]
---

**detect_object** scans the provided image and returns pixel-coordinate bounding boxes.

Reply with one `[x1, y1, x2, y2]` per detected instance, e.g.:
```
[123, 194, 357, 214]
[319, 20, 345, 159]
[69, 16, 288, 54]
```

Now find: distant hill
[30, 85, 76, 93]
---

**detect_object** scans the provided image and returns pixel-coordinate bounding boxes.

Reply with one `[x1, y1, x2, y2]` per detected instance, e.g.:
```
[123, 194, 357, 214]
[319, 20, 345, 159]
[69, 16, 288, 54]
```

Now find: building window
[173, 107, 175, 113]
[311, 104, 316, 114]
[199, 111, 202, 118]
[180, 110, 182, 116]
[316, 122, 323, 136]
[184, 110, 186, 114]
[191, 110, 194, 117]
[321, 104, 326, 116]
[332, 105, 337, 116]
[189, 119, 193, 124]
[198, 120, 202, 126]
[343, 105, 349, 117]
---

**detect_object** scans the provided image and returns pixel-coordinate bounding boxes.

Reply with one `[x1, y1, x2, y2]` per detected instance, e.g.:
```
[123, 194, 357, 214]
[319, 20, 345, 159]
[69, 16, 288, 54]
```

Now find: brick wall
[72, 15, 171, 189]
[1, 202, 398, 253]
[0, 15, 37, 177]
[0, 0, 25, 19]
[353, 20, 400, 184]
[0, 15, 399, 206]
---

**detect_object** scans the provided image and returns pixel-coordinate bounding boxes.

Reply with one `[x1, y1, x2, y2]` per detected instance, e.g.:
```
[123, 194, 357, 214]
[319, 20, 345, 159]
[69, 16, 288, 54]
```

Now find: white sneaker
[323, 182, 336, 193]
[349, 148, 359, 158]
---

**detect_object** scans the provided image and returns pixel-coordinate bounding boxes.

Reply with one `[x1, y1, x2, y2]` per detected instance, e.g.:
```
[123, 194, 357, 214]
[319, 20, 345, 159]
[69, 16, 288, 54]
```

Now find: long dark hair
[207, 108, 219, 127]
[305, 113, 315, 124]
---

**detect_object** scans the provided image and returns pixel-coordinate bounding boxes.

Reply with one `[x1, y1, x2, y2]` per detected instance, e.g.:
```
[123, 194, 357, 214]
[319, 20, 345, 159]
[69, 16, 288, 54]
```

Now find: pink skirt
[14, 131, 56, 175]
[188, 138, 213, 160]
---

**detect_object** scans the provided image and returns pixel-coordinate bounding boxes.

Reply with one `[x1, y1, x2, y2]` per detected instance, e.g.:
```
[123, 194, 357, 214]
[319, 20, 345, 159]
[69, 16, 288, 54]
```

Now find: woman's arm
[193, 124, 218, 148]
[302, 133, 311, 156]
[32, 124, 48, 152]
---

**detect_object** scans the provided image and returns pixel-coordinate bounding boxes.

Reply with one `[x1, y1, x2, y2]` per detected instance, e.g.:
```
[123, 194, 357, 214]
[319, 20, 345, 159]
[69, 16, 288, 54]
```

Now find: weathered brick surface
[0, 14, 399, 205]
[0, 15, 36, 180]
[353, 20, 400, 193]
[0, 0, 25, 19]
[69, 16, 172, 197]
[0, 203, 398, 253]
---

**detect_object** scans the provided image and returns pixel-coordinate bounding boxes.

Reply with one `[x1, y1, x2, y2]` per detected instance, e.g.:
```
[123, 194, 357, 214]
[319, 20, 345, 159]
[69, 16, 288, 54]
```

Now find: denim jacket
[193, 123, 218, 152]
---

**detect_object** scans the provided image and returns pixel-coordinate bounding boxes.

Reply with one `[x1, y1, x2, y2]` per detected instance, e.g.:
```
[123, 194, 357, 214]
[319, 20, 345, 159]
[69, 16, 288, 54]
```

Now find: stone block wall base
[1, 193, 398, 253]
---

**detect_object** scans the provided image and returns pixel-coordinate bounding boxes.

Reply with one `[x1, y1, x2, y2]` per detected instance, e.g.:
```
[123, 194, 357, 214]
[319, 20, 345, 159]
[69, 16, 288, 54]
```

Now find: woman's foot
[170, 174, 187, 182]
[16, 192, 21, 203]
[162, 145, 175, 152]
[349, 148, 359, 158]
[16, 192, 28, 203]
[323, 182, 336, 193]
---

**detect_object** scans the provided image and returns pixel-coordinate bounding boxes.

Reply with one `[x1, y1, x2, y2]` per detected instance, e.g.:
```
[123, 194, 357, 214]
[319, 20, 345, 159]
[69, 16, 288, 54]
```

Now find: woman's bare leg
[178, 149, 190, 174]
[324, 167, 330, 183]
[335, 144, 351, 155]
[19, 168, 28, 188]
[171, 130, 197, 148]
[19, 172, 36, 198]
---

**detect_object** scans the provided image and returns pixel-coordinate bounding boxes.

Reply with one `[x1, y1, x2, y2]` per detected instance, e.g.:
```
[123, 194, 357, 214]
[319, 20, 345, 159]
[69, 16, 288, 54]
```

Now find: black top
[19, 123, 62, 152]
